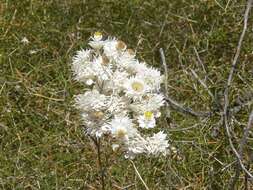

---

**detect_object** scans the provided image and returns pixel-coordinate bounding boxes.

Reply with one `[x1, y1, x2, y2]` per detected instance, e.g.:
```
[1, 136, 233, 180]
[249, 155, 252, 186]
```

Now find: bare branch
[231, 109, 253, 188]
[159, 48, 212, 118]
[159, 48, 169, 96]
[239, 109, 253, 160]
[222, 0, 253, 188]
[165, 96, 212, 117]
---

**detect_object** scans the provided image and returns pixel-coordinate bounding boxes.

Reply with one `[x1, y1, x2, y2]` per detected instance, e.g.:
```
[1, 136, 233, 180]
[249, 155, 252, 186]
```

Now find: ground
[1, 0, 253, 189]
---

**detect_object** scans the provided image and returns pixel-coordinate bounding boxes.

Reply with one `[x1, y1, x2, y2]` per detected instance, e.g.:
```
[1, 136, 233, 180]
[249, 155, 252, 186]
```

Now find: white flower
[103, 38, 127, 60]
[126, 131, 170, 158]
[145, 93, 165, 112]
[106, 116, 137, 140]
[71, 49, 95, 82]
[106, 95, 129, 116]
[131, 62, 164, 91]
[116, 49, 137, 71]
[74, 89, 108, 111]
[88, 32, 104, 49]
[72, 49, 91, 66]
[130, 93, 165, 115]
[138, 111, 156, 129]
[125, 136, 146, 158]
[103, 38, 118, 59]
[134, 61, 149, 74]
[145, 131, 170, 156]
[124, 77, 147, 100]
[103, 70, 129, 92]
[91, 55, 112, 81]
[138, 67, 164, 91]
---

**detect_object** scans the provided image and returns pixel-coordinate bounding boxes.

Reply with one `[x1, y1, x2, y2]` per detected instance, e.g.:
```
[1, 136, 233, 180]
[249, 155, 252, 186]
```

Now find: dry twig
[222, 0, 253, 188]
[159, 48, 212, 118]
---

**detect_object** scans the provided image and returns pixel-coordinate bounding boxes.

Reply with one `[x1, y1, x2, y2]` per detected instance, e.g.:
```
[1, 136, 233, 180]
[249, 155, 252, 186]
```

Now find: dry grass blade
[130, 160, 150, 190]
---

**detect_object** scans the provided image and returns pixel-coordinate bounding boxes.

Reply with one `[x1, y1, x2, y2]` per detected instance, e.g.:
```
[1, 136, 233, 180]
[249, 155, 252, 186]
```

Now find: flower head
[106, 116, 137, 140]
[88, 31, 104, 49]
[124, 77, 147, 100]
[138, 111, 156, 129]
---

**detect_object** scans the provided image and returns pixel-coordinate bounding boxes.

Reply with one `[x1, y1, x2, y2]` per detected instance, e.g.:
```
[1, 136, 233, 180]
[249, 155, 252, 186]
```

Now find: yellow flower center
[144, 111, 153, 120]
[94, 31, 102, 40]
[131, 81, 144, 92]
[91, 111, 104, 120]
[116, 128, 127, 138]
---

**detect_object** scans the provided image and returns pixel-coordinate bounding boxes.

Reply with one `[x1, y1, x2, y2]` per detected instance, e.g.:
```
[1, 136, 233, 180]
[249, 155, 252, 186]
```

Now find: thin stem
[223, 0, 253, 189]
[92, 137, 106, 190]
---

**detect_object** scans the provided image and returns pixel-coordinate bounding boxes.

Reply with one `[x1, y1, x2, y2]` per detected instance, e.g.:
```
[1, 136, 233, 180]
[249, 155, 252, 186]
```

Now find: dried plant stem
[130, 160, 150, 190]
[230, 109, 253, 188]
[222, 0, 253, 189]
[91, 137, 106, 190]
[238, 110, 253, 163]
[159, 48, 212, 118]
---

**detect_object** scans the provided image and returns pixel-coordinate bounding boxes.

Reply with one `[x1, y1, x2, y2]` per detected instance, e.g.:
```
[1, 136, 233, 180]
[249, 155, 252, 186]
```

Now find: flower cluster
[72, 32, 170, 158]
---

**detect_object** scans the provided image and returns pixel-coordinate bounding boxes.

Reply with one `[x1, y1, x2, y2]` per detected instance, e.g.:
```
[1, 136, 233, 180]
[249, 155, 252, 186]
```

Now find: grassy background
[1, 0, 253, 189]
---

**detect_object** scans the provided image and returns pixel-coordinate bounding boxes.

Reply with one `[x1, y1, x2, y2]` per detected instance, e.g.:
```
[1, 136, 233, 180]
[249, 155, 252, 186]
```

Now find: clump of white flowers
[71, 32, 170, 158]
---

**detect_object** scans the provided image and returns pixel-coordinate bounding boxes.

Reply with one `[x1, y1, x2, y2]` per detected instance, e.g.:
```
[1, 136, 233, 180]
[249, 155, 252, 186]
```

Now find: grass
[1, 0, 253, 189]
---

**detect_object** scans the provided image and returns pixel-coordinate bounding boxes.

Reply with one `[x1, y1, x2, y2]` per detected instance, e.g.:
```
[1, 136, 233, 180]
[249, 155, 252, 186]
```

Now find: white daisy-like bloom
[74, 89, 108, 111]
[133, 61, 149, 74]
[145, 131, 170, 156]
[72, 49, 91, 66]
[138, 67, 164, 91]
[130, 93, 165, 116]
[106, 116, 137, 140]
[137, 111, 156, 129]
[91, 55, 112, 82]
[103, 70, 129, 93]
[131, 61, 163, 91]
[116, 49, 137, 71]
[126, 131, 169, 158]
[103, 38, 119, 59]
[124, 76, 148, 100]
[103, 38, 127, 60]
[125, 135, 147, 159]
[106, 95, 129, 116]
[88, 32, 104, 49]
[71, 49, 96, 83]
[81, 111, 107, 127]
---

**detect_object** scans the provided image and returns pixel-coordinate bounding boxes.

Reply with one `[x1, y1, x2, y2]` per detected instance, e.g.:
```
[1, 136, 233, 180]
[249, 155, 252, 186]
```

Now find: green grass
[1, 0, 253, 189]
